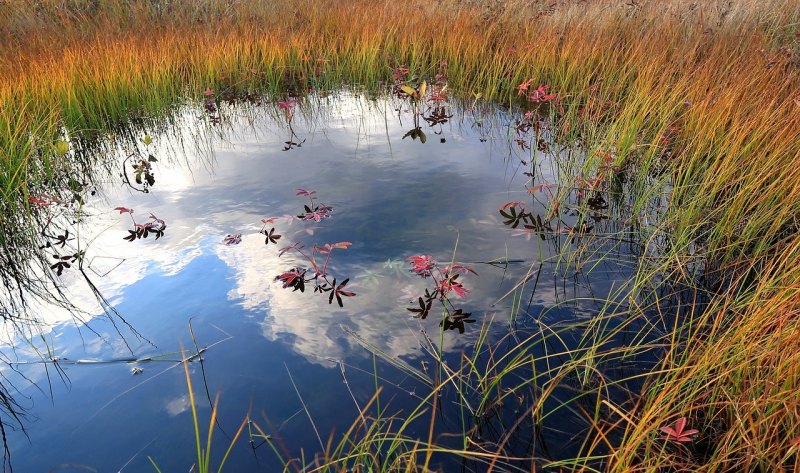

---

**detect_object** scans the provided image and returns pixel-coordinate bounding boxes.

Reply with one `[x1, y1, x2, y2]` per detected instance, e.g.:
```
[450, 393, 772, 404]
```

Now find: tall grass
[1, 0, 799, 470]
[149, 352, 248, 473]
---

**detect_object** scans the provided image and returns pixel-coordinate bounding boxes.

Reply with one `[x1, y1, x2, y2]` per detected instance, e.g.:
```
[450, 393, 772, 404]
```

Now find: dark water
[2, 94, 656, 471]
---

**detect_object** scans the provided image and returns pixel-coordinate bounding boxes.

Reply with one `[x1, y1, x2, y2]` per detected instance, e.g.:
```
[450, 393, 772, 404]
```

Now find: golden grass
[1, 0, 800, 470]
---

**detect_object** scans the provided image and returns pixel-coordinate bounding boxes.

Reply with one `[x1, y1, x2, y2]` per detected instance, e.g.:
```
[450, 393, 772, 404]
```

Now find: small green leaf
[419, 130, 427, 144]
[148, 154, 158, 162]
[141, 135, 153, 145]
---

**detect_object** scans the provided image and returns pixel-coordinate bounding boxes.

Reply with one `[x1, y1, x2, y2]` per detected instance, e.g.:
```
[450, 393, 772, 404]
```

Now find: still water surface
[4, 94, 645, 471]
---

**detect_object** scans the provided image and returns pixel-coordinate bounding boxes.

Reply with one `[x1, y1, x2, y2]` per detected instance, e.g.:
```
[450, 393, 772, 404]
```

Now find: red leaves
[317, 242, 352, 254]
[261, 215, 294, 225]
[392, 65, 410, 82]
[277, 268, 306, 292]
[295, 188, 316, 197]
[295, 189, 332, 221]
[408, 256, 474, 301]
[277, 99, 297, 111]
[436, 273, 469, 298]
[499, 201, 525, 211]
[408, 255, 436, 277]
[278, 99, 297, 120]
[277, 270, 299, 286]
[406, 255, 478, 334]
[528, 85, 556, 103]
[660, 417, 699, 443]
[300, 208, 332, 222]
[223, 234, 242, 245]
[265, 190, 355, 305]
[517, 78, 533, 95]
[29, 197, 50, 207]
[30, 194, 59, 208]
[517, 79, 557, 103]
[408, 257, 474, 297]
[120, 212, 166, 242]
[428, 85, 449, 103]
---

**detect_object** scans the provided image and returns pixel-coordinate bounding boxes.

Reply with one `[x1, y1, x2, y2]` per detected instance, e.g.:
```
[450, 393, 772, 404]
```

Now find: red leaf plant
[660, 417, 699, 443]
[517, 79, 557, 103]
[516, 78, 533, 95]
[260, 190, 356, 306]
[405, 254, 477, 333]
[30, 194, 60, 208]
[408, 255, 436, 277]
[277, 102, 305, 150]
[277, 98, 297, 114]
[392, 65, 410, 82]
[223, 234, 242, 245]
[407, 255, 476, 299]
[528, 84, 556, 103]
[116, 208, 166, 242]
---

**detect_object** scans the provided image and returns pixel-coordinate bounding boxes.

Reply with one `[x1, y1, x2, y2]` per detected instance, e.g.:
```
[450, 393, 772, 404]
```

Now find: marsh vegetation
[0, 0, 799, 471]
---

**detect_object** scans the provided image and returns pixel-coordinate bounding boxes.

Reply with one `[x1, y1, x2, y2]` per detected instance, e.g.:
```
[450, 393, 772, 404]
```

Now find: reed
[148, 353, 248, 473]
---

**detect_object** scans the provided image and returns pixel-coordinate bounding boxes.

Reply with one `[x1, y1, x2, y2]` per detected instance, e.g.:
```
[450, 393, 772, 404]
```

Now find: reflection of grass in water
[0, 0, 798, 470]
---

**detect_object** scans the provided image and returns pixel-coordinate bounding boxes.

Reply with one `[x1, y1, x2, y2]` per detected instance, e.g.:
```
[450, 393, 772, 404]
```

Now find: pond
[3, 92, 668, 471]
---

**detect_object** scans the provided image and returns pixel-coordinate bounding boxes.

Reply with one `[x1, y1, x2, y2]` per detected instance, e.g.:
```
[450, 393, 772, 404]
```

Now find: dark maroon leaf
[262, 228, 282, 245]
[327, 278, 355, 307]
[407, 296, 433, 319]
[440, 309, 476, 334]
